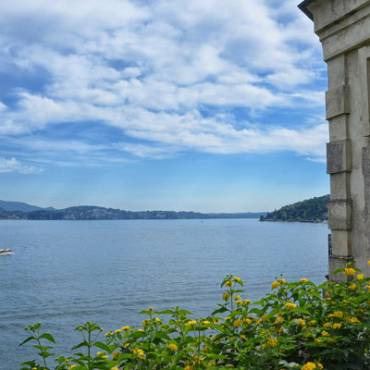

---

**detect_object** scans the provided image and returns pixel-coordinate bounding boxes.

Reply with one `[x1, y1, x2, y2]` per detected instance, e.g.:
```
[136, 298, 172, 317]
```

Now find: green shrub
[20, 264, 370, 370]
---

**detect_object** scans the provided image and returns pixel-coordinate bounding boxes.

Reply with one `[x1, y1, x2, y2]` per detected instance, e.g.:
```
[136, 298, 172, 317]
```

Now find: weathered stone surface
[321, 11, 370, 61]
[330, 172, 350, 199]
[302, 0, 370, 33]
[328, 199, 352, 230]
[331, 230, 352, 256]
[329, 116, 348, 141]
[327, 55, 346, 89]
[327, 139, 351, 174]
[300, 0, 370, 276]
[358, 46, 370, 136]
[361, 146, 370, 270]
[326, 85, 350, 120]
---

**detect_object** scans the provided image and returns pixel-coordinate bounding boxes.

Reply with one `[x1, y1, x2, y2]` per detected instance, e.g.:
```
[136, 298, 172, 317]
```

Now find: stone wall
[300, 0, 370, 278]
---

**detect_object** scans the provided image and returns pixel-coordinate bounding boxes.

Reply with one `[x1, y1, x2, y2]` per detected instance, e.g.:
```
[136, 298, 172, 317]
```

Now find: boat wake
[0, 248, 14, 256]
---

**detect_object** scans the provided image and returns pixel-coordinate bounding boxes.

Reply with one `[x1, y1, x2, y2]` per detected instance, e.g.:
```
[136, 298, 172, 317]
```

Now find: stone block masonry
[299, 0, 370, 279]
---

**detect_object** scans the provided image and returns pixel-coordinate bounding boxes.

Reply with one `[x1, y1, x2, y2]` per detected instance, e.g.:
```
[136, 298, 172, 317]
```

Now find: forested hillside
[260, 195, 329, 223]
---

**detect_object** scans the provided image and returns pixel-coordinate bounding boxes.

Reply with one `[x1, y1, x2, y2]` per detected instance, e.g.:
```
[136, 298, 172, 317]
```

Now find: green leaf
[72, 340, 89, 350]
[40, 333, 56, 343]
[19, 336, 36, 346]
[212, 306, 228, 315]
[94, 341, 113, 353]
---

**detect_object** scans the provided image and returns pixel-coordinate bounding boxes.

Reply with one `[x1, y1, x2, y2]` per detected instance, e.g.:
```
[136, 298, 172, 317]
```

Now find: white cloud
[0, 0, 326, 162]
[116, 142, 178, 159]
[0, 157, 42, 174]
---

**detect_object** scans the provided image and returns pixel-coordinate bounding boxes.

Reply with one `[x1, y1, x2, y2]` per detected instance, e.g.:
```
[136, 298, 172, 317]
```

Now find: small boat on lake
[0, 248, 13, 256]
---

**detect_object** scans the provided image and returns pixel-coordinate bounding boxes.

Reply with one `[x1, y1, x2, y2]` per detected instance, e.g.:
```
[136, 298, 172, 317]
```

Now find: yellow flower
[357, 273, 365, 281]
[225, 280, 233, 287]
[167, 343, 178, 352]
[244, 318, 253, 325]
[201, 320, 211, 327]
[296, 318, 306, 327]
[132, 348, 145, 359]
[271, 278, 286, 289]
[321, 331, 330, 337]
[234, 295, 242, 302]
[274, 315, 284, 325]
[121, 325, 130, 331]
[233, 276, 242, 284]
[368, 259, 370, 267]
[349, 283, 357, 290]
[111, 367, 120, 370]
[256, 315, 267, 324]
[348, 317, 360, 324]
[186, 320, 197, 328]
[332, 323, 342, 329]
[266, 337, 278, 347]
[328, 311, 344, 319]
[285, 302, 297, 310]
[68, 366, 77, 370]
[237, 298, 251, 306]
[233, 319, 242, 328]
[301, 362, 317, 370]
[184, 366, 193, 370]
[300, 278, 309, 283]
[344, 267, 356, 276]
[223, 292, 230, 301]
[114, 329, 122, 334]
[112, 351, 120, 359]
[154, 317, 162, 323]
[301, 363, 324, 370]
[310, 320, 317, 326]
[323, 322, 332, 329]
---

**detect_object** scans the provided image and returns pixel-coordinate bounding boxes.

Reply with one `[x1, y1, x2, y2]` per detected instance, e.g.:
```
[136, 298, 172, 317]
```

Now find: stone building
[299, 0, 370, 278]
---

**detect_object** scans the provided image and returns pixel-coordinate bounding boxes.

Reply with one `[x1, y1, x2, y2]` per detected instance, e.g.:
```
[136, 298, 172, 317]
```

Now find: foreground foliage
[21, 264, 370, 370]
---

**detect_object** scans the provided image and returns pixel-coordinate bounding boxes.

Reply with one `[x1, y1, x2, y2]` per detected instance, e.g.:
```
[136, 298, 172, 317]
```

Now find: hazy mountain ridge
[260, 195, 329, 223]
[0, 202, 265, 220]
[0, 200, 44, 212]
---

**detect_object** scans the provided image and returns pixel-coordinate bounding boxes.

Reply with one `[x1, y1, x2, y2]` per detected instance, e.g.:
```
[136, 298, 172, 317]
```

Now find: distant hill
[0, 200, 44, 212]
[260, 195, 329, 223]
[0, 203, 266, 220]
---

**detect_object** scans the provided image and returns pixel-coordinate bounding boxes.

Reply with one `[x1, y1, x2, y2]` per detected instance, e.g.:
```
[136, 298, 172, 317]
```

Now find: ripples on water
[0, 219, 328, 369]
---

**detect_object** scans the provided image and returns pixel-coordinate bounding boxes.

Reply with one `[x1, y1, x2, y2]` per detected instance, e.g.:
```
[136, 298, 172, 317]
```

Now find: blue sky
[0, 0, 328, 212]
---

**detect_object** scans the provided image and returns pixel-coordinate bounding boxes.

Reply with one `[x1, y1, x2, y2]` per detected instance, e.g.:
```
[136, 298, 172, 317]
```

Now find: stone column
[299, 0, 370, 278]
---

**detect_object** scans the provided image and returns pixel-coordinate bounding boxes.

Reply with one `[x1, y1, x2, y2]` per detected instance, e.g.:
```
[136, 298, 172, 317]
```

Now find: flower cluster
[20, 264, 370, 370]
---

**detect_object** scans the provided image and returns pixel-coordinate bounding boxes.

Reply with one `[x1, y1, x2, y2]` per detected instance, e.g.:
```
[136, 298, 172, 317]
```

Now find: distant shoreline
[0, 201, 267, 221]
[259, 219, 327, 224]
[0, 216, 263, 221]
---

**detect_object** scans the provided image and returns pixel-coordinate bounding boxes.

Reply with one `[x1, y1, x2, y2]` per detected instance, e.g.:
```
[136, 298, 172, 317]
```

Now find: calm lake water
[0, 219, 328, 369]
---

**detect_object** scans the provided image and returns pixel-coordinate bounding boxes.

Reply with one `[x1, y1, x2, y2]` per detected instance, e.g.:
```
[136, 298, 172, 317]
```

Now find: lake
[0, 219, 328, 369]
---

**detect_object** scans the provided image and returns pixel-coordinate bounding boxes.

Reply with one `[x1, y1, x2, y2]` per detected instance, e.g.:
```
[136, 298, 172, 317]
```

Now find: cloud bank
[0, 157, 41, 174]
[0, 0, 327, 166]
